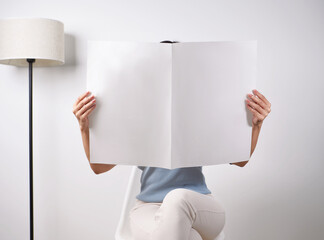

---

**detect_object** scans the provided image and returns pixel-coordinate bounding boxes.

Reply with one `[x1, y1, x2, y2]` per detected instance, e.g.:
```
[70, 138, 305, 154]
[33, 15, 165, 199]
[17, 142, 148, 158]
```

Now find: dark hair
[160, 40, 179, 44]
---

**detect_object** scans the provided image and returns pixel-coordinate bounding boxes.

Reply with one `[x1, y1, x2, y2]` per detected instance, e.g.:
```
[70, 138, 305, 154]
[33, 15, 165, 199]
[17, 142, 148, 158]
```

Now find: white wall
[1, 0, 323, 239]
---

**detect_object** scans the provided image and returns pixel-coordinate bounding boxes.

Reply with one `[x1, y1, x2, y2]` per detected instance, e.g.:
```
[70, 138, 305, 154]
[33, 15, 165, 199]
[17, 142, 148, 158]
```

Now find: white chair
[115, 166, 225, 240]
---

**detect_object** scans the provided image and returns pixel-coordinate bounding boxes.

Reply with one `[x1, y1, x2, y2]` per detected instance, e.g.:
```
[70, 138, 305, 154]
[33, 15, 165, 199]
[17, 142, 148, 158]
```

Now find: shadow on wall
[64, 33, 77, 67]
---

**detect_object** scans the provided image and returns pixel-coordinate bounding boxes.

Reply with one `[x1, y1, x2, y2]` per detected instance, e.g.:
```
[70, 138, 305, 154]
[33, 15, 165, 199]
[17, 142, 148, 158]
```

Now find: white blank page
[87, 41, 172, 168]
[171, 41, 257, 168]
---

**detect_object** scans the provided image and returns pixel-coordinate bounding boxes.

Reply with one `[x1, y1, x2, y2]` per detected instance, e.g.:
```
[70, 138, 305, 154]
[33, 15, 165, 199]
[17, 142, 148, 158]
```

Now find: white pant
[129, 188, 226, 240]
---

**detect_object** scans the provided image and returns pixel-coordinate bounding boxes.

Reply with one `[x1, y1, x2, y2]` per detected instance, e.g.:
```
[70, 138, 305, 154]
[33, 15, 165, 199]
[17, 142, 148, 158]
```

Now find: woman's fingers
[246, 89, 271, 114]
[81, 103, 97, 120]
[246, 89, 271, 126]
[75, 94, 95, 113]
[74, 91, 90, 107]
[246, 104, 263, 119]
[76, 98, 96, 118]
[73, 91, 91, 115]
[246, 98, 267, 116]
[247, 93, 267, 110]
[252, 89, 271, 111]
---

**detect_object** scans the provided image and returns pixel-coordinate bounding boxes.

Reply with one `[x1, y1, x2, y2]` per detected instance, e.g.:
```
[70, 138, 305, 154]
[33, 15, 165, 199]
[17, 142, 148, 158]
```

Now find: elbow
[91, 165, 102, 175]
[231, 160, 249, 167]
[90, 164, 116, 175]
[238, 161, 248, 167]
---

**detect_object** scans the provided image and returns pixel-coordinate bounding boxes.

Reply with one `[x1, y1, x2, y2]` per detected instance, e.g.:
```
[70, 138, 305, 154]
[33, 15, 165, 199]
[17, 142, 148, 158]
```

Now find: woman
[73, 79, 271, 239]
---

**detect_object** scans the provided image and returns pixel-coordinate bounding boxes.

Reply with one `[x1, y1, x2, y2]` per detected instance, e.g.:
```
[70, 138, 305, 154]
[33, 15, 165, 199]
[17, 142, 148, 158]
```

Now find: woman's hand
[246, 89, 271, 127]
[230, 89, 271, 167]
[72, 91, 115, 174]
[73, 91, 96, 131]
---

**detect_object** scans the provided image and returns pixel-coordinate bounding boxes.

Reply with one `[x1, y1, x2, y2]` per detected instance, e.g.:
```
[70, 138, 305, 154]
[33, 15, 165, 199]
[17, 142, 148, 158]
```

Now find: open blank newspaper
[87, 41, 257, 169]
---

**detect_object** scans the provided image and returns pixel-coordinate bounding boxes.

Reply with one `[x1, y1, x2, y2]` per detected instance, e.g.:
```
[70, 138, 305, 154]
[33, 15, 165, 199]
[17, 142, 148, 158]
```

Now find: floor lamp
[0, 18, 65, 240]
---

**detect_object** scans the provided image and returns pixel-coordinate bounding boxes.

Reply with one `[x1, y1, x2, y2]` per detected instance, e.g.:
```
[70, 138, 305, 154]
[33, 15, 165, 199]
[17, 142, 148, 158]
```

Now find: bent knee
[163, 188, 194, 205]
[164, 189, 226, 214]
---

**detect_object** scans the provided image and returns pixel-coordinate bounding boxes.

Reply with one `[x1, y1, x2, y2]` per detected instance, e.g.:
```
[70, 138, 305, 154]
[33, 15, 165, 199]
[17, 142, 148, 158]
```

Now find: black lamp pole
[27, 58, 35, 240]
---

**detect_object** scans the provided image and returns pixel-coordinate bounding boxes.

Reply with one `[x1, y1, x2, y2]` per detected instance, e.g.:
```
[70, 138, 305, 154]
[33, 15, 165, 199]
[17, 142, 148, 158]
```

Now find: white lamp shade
[0, 18, 64, 67]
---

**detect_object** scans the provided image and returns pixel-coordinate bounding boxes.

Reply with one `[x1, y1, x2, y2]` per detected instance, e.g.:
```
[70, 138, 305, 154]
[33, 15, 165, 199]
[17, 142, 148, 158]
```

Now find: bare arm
[230, 89, 271, 167]
[73, 91, 116, 174]
[80, 127, 116, 174]
[230, 123, 262, 167]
